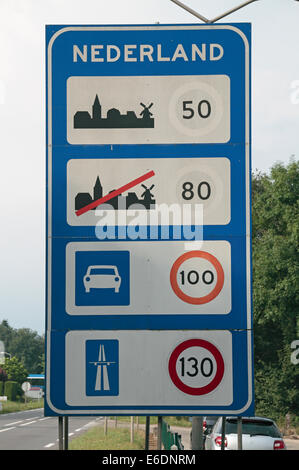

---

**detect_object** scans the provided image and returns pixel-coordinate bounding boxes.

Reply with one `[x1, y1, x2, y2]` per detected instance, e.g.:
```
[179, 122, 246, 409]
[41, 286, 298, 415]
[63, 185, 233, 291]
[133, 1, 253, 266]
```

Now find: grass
[0, 399, 44, 414]
[69, 416, 190, 450]
[112, 415, 191, 428]
[164, 416, 192, 428]
[69, 426, 145, 450]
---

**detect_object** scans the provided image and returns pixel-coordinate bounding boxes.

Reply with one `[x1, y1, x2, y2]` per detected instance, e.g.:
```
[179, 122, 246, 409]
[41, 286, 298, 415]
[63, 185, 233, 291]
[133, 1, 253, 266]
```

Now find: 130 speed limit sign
[168, 338, 225, 395]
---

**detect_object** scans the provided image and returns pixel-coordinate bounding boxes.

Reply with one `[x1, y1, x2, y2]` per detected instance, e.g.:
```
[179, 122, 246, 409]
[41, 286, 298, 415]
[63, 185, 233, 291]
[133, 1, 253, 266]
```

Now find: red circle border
[168, 339, 225, 396]
[170, 250, 225, 305]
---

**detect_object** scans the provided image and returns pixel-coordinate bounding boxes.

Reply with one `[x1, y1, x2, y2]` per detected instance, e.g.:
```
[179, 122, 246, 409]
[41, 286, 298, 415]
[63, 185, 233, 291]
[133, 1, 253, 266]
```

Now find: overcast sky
[0, 0, 298, 335]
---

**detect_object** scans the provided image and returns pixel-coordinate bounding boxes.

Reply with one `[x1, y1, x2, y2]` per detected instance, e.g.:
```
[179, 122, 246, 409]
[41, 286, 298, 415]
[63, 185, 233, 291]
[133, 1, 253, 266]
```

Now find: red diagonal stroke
[76, 170, 155, 216]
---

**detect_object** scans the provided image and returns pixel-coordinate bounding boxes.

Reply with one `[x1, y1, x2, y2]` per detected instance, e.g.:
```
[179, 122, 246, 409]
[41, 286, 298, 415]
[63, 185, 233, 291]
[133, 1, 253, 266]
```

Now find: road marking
[24, 408, 43, 413]
[44, 443, 55, 448]
[4, 420, 24, 426]
[2, 416, 43, 427]
[0, 427, 16, 433]
[0, 408, 43, 417]
[20, 420, 37, 426]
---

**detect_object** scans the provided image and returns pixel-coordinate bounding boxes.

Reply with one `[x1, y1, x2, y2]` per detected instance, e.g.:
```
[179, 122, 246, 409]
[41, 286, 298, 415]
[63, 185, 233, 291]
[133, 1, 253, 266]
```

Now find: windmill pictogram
[141, 183, 155, 206]
[140, 102, 154, 120]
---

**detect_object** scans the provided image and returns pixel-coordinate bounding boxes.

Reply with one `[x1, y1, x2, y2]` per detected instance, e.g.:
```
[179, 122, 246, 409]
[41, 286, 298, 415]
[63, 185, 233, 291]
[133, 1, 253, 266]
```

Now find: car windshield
[89, 268, 116, 275]
[222, 419, 281, 437]
[205, 416, 218, 424]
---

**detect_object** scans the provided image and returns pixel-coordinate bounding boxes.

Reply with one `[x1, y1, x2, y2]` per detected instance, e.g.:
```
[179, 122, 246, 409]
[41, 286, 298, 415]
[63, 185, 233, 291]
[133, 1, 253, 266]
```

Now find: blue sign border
[45, 24, 253, 416]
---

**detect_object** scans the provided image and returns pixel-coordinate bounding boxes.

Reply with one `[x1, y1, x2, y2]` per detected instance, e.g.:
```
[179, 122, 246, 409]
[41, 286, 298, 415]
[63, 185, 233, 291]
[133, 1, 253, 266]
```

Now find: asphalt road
[1, 409, 298, 451]
[0, 408, 102, 450]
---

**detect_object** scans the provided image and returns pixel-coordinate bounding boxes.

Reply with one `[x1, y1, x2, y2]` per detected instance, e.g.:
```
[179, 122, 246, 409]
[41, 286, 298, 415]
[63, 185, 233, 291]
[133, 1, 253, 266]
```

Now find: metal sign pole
[237, 417, 243, 450]
[221, 416, 226, 451]
[169, 0, 210, 22]
[64, 416, 69, 450]
[210, 0, 259, 23]
[170, 0, 259, 23]
[58, 416, 63, 450]
[191, 416, 203, 450]
[130, 416, 134, 443]
[157, 416, 163, 450]
[145, 416, 150, 450]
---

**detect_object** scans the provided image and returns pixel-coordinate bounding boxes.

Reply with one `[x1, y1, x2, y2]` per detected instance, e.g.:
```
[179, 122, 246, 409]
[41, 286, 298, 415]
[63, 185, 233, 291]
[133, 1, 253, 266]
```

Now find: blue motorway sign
[85, 339, 119, 397]
[45, 24, 254, 416]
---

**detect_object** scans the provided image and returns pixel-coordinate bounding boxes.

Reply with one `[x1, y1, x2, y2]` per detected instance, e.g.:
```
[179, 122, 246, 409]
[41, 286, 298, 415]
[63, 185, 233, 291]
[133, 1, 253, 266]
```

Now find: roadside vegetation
[69, 425, 145, 450]
[252, 160, 299, 428]
[69, 416, 190, 450]
[112, 415, 191, 428]
[0, 399, 44, 414]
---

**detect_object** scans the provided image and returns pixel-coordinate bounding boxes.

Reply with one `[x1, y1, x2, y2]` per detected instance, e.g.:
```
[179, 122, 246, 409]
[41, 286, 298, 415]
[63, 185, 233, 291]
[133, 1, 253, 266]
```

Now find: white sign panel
[67, 75, 230, 144]
[65, 330, 233, 411]
[66, 240, 231, 315]
[67, 157, 230, 226]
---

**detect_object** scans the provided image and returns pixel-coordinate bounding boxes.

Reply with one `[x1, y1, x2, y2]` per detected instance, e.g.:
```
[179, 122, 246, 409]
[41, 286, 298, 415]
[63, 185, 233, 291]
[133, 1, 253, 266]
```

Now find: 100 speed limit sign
[170, 250, 225, 305]
[168, 338, 225, 395]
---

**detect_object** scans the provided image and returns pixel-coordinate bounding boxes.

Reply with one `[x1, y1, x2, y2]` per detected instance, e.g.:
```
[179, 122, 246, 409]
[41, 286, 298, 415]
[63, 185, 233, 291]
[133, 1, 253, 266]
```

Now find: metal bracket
[170, 0, 259, 23]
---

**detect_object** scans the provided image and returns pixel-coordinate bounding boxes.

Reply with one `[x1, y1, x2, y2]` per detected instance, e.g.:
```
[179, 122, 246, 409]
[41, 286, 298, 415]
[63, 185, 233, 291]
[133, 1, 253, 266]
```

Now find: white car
[83, 265, 121, 293]
[205, 416, 286, 450]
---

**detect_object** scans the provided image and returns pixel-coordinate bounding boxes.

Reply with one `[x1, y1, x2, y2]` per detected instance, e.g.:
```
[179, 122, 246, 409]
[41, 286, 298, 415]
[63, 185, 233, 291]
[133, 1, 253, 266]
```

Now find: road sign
[67, 74, 230, 144]
[168, 338, 225, 396]
[46, 24, 253, 416]
[64, 330, 236, 411]
[64, 240, 232, 318]
[67, 157, 230, 226]
[21, 382, 31, 392]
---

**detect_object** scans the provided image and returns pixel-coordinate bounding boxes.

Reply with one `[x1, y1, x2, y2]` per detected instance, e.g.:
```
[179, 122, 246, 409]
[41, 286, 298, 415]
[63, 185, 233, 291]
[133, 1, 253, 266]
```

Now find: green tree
[9, 328, 44, 373]
[0, 320, 44, 373]
[4, 357, 28, 385]
[252, 159, 299, 417]
[0, 320, 13, 354]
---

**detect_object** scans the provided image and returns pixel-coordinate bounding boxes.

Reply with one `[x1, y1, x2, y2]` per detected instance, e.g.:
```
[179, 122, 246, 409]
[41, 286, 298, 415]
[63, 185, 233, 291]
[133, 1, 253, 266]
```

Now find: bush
[4, 381, 18, 401]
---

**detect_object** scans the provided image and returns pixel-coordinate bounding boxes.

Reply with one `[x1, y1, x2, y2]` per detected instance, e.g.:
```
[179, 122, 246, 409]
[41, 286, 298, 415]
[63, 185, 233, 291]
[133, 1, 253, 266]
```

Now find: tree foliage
[0, 320, 44, 373]
[3, 356, 28, 400]
[252, 159, 299, 419]
[4, 356, 28, 384]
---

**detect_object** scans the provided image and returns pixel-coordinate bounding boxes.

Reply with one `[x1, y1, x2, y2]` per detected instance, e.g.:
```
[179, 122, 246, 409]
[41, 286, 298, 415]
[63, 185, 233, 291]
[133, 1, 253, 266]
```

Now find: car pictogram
[83, 265, 121, 293]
